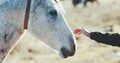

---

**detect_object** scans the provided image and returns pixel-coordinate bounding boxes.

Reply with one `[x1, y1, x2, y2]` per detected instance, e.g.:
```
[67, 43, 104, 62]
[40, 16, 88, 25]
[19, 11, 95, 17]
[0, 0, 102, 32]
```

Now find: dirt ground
[5, 0, 120, 63]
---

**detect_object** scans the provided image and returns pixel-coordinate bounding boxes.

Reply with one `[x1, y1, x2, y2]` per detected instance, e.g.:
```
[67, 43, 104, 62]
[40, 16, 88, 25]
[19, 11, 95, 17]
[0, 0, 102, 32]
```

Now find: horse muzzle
[60, 44, 76, 58]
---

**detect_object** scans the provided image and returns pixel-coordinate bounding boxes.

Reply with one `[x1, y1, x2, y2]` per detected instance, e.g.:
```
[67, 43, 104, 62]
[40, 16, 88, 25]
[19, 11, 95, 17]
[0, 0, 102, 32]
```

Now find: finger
[74, 29, 82, 35]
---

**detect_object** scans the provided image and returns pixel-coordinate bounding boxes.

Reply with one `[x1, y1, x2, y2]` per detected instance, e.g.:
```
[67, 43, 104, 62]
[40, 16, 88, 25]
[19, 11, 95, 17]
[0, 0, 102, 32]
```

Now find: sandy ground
[5, 0, 120, 63]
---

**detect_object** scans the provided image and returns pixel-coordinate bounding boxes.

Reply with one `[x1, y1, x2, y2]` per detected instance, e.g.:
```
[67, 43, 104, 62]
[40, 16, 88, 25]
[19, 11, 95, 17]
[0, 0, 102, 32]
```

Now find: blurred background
[5, 0, 120, 63]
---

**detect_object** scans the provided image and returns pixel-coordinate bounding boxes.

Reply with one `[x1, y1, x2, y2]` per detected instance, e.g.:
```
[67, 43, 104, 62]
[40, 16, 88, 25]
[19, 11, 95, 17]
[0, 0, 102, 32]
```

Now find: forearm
[90, 32, 120, 47]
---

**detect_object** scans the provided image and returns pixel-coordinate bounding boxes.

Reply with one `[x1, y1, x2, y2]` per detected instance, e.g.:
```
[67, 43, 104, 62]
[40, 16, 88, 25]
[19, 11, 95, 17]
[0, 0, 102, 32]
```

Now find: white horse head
[0, 0, 76, 62]
[28, 0, 76, 58]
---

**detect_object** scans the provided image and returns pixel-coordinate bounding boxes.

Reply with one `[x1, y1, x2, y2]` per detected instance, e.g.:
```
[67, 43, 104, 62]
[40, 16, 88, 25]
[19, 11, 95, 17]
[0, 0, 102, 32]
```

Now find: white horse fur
[0, 0, 76, 63]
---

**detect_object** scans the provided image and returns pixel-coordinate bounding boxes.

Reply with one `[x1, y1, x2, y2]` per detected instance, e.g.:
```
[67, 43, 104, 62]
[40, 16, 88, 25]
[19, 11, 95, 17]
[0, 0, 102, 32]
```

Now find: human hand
[74, 28, 90, 37]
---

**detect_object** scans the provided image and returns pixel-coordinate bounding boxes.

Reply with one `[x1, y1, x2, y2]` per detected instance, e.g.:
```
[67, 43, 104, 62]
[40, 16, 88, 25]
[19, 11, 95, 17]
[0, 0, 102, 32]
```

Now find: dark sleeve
[90, 32, 120, 47]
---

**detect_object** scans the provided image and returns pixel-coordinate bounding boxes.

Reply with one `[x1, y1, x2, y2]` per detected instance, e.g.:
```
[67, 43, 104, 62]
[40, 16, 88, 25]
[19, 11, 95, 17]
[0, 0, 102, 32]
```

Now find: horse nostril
[68, 35, 76, 56]
[69, 44, 76, 56]
[68, 36, 76, 48]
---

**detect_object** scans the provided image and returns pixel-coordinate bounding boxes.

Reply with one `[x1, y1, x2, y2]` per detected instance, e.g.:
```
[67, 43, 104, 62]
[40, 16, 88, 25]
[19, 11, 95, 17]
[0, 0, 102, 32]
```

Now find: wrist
[81, 29, 90, 37]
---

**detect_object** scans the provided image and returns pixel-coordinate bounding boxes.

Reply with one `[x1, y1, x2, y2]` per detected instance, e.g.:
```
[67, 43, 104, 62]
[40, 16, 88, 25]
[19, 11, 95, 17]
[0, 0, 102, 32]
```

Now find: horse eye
[49, 10, 57, 17]
[4, 33, 13, 43]
[4, 34, 9, 42]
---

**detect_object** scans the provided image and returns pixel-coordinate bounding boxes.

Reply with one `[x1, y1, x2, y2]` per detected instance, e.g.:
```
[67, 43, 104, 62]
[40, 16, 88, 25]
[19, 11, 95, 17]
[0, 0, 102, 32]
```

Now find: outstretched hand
[74, 28, 90, 37]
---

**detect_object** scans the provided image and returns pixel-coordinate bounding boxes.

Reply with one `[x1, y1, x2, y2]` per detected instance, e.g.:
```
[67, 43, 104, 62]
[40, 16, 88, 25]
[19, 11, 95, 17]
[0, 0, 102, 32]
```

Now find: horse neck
[0, 0, 28, 31]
